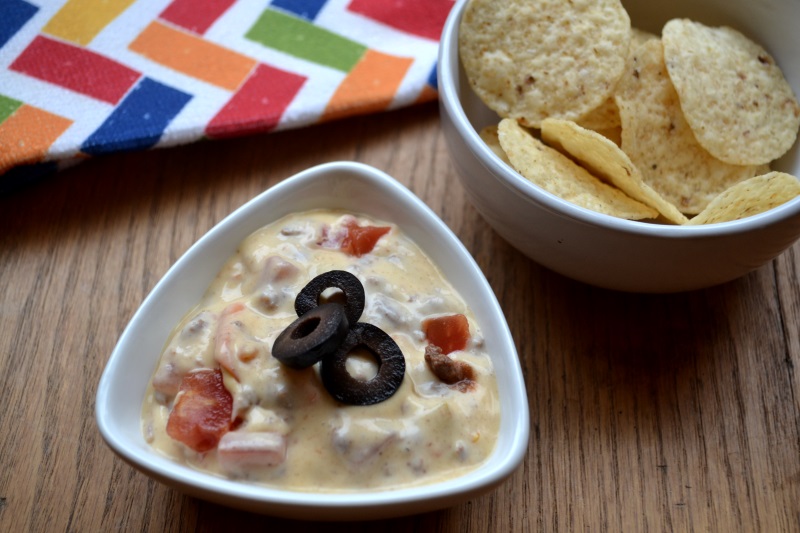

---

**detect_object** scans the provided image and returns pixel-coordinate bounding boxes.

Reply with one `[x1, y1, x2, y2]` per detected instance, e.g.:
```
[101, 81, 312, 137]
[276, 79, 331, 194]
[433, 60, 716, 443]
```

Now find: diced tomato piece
[341, 220, 390, 257]
[422, 314, 470, 354]
[166, 369, 233, 453]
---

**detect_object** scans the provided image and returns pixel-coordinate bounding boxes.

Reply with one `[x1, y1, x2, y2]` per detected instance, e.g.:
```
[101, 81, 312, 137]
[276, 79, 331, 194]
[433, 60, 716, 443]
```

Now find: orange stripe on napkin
[129, 20, 256, 91]
[416, 85, 439, 104]
[0, 106, 73, 173]
[43, 0, 136, 46]
[321, 49, 412, 122]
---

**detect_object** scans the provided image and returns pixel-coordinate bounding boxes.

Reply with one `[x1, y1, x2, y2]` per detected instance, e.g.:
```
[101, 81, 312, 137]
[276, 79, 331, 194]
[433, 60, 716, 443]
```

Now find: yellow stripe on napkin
[43, 0, 136, 46]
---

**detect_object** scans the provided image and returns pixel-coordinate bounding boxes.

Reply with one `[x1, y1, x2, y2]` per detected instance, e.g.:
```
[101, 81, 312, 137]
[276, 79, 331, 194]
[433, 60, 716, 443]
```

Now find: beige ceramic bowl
[439, 0, 800, 293]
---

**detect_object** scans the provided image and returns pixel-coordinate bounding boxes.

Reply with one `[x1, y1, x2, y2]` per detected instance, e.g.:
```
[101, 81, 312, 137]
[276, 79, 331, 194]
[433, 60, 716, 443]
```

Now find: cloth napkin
[0, 0, 453, 190]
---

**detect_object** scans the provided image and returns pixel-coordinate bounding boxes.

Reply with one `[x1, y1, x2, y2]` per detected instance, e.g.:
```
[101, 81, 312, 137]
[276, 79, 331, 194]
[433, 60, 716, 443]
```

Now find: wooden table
[2, 101, 799, 532]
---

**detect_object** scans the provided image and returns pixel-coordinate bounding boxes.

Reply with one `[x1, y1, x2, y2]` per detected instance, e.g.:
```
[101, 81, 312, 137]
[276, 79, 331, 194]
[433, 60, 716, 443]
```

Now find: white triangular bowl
[95, 161, 530, 520]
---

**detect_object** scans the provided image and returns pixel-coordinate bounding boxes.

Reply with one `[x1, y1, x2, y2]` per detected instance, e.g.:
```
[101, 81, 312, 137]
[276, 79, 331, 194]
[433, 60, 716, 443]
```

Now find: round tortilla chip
[614, 39, 768, 215]
[631, 27, 658, 47]
[576, 97, 620, 132]
[541, 118, 688, 224]
[497, 118, 657, 220]
[594, 126, 622, 147]
[459, 0, 630, 128]
[479, 125, 511, 165]
[575, 27, 658, 132]
[688, 172, 800, 225]
[662, 19, 800, 166]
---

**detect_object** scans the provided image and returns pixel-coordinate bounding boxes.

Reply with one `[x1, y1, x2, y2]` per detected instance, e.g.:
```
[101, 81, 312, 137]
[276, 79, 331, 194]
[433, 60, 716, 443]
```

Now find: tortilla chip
[631, 27, 658, 47]
[614, 39, 768, 214]
[497, 118, 657, 220]
[459, 0, 630, 128]
[576, 98, 621, 132]
[594, 126, 622, 147]
[688, 172, 800, 225]
[479, 125, 511, 165]
[662, 19, 800, 165]
[541, 118, 688, 224]
[575, 27, 657, 132]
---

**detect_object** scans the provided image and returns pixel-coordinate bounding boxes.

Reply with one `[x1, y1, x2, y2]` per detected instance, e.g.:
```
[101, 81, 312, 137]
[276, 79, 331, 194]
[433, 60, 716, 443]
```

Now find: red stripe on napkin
[10, 35, 140, 104]
[206, 63, 306, 138]
[159, 0, 236, 35]
[347, 0, 454, 41]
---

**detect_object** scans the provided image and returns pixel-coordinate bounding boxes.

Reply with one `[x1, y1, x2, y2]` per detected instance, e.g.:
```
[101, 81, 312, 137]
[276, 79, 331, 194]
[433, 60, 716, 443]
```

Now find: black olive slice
[272, 303, 349, 369]
[295, 270, 365, 325]
[320, 322, 405, 406]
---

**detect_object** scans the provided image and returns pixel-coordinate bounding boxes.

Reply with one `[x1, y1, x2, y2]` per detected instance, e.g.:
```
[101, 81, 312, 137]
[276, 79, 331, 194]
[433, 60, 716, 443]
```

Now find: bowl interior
[95, 161, 529, 520]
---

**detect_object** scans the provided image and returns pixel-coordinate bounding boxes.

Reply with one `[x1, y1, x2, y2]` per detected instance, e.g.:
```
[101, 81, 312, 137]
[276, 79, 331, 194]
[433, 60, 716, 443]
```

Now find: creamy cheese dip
[141, 210, 500, 492]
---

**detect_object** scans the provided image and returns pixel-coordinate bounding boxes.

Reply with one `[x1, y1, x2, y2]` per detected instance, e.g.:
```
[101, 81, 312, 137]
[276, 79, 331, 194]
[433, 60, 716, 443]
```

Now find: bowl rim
[438, 0, 800, 239]
[95, 160, 530, 519]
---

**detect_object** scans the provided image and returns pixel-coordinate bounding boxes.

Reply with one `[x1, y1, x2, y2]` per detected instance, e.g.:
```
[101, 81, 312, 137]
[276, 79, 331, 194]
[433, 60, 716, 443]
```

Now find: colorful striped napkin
[0, 0, 453, 189]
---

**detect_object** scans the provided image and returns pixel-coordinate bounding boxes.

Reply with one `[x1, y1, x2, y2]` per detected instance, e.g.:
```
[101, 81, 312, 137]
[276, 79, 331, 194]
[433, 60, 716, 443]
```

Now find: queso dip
[141, 210, 500, 491]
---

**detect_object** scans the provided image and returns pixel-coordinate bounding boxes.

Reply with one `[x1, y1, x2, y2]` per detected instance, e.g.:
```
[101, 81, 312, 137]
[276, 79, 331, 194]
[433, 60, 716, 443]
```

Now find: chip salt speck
[662, 19, 800, 166]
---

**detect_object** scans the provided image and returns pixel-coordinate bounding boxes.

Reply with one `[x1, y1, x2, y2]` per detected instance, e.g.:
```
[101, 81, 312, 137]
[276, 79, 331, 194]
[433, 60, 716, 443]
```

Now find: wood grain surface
[2, 101, 799, 532]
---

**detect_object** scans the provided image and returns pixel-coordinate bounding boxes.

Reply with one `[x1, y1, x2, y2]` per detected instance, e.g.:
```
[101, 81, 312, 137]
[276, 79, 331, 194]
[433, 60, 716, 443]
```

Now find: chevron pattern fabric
[0, 0, 452, 185]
